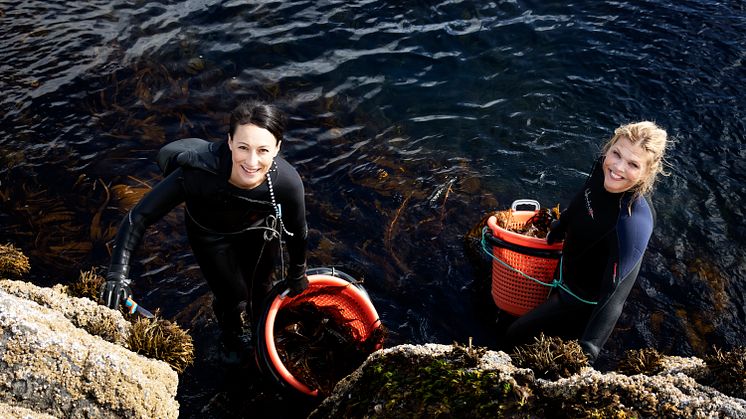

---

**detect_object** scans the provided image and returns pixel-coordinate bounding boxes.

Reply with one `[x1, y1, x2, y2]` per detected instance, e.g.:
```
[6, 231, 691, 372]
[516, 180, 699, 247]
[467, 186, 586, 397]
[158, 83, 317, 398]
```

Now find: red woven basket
[260, 272, 383, 396]
[486, 205, 563, 317]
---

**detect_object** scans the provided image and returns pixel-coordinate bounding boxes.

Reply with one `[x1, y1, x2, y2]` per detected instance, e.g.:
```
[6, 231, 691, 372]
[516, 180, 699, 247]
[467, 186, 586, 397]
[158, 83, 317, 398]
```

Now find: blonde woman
[505, 121, 668, 363]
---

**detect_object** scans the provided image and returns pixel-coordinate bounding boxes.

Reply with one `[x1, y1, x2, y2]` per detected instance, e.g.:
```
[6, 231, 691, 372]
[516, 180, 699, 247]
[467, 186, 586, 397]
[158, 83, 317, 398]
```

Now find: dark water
[1, 0, 745, 417]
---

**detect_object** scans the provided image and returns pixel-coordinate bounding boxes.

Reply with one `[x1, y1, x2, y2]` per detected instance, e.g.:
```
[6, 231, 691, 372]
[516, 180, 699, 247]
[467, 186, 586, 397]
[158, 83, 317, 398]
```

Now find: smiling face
[602, 135, 652, 194]
[228, 123, 281, 189]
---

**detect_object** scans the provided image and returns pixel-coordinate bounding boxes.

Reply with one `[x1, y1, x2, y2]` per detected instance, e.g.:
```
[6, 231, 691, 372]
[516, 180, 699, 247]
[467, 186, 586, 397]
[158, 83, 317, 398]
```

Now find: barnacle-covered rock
[311, 341, 746, 418]
[0, 280, 179, 418]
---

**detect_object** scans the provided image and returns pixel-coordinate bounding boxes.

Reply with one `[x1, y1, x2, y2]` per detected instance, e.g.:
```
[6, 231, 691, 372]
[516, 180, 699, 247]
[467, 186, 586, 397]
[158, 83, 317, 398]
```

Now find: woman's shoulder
[619, 194, 654, 240]
[273, 156, 303, 184]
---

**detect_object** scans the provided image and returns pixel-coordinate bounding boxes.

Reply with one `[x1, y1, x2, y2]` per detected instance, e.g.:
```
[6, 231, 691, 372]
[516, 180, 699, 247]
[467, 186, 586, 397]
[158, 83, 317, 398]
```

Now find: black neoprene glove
[284, 263, 309, 297]
[100, 264, 132, 309]
[546, 219, 565, 245]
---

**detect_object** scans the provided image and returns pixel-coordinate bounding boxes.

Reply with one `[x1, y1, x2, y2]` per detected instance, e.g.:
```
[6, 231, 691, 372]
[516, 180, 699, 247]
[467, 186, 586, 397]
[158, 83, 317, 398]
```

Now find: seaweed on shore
[510, 333, 588, 380]
[616, 348, 664, 376]
[701, 345, 746, 400]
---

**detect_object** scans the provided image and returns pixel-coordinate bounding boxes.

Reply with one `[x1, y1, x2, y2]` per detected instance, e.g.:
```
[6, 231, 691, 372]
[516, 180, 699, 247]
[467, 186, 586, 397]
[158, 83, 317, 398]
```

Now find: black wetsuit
[109, 138, 307, 341]
[504, 158, 654, 362]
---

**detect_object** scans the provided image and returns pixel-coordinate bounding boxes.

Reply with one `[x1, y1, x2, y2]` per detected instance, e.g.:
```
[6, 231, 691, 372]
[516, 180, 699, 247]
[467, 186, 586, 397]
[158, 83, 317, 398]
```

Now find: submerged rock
[0, 280, 179, 418]
[311, 343, 746, 418]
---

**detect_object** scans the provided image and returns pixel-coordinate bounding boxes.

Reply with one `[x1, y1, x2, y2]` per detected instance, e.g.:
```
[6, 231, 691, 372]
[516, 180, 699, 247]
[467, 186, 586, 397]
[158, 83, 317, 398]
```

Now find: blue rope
[480, 227, 597, 305]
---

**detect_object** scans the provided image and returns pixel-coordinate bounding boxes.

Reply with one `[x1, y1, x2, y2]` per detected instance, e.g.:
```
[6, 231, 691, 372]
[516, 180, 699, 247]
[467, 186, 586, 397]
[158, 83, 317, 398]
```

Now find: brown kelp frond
[510, 334, 588, 380]
[701, 345, 746, 400]
[0, 243, 31, 278]
[67, 268, 105, 301]
[127, 317, 195, 373]
[616, 348, 664, 376]
[110, 182, 151, 210]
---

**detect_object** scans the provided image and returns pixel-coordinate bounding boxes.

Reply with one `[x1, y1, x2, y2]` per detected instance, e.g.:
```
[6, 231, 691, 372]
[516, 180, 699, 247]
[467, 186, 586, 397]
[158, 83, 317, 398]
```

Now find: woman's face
[228, 123, 281, 189]
[602, 135, 651, 193]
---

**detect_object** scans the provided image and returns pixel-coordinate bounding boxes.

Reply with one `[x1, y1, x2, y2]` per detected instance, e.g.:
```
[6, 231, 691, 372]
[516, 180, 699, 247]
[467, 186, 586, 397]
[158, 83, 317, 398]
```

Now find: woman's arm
[579, 196, 654, 362]
[102, 169, 187, 308]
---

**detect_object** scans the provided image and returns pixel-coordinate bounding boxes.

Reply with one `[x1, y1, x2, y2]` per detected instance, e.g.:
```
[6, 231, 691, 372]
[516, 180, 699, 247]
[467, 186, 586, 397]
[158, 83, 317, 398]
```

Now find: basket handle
[511, 199, 540, 212]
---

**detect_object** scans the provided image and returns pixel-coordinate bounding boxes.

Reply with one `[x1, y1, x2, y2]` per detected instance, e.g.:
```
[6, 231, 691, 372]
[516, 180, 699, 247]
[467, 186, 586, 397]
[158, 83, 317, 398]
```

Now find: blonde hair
[601, 121, 668, 202]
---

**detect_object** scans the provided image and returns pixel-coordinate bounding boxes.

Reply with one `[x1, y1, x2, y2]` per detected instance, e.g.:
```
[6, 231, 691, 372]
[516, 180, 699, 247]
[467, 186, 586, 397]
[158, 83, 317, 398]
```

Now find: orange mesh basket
[259, 272, 383, 396]
[486, 205, 563, 317]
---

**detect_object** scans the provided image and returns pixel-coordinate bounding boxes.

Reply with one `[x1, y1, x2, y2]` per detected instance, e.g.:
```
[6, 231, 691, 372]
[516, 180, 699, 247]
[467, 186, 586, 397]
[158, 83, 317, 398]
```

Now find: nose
[247, 150, 260, 166]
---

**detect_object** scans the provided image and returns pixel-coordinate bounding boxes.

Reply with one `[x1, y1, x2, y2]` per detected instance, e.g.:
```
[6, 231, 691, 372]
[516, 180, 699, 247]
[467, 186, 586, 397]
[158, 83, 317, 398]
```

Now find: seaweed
[275, 299, 384, 396]
[510, 333, 588, 380]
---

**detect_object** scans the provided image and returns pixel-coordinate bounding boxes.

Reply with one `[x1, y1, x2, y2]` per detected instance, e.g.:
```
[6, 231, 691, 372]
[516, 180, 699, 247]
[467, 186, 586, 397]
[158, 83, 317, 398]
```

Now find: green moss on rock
[312, 348, 532, 418]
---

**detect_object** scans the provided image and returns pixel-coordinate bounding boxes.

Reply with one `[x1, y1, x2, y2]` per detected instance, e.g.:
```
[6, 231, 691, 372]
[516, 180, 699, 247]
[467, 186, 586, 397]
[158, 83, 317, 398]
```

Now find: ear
[227, 135, 233, 151]
[272, 140, 282, 157]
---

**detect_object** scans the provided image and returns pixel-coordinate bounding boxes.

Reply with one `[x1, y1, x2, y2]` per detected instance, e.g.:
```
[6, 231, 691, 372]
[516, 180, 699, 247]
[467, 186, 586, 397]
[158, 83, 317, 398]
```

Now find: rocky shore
[0, 279, 179, 419]
[1, 274, 743, 418]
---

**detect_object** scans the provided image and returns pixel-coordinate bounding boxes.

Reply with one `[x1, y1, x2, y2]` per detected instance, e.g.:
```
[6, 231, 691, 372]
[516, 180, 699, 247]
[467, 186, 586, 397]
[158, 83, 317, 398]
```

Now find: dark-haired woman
[101, 101, 308, 358]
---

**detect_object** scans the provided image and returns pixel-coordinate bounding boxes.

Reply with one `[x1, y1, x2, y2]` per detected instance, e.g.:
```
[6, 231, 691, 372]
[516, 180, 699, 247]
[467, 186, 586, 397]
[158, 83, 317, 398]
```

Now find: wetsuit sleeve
[108, 168, 187, 280]
[578, 198, 654, 362]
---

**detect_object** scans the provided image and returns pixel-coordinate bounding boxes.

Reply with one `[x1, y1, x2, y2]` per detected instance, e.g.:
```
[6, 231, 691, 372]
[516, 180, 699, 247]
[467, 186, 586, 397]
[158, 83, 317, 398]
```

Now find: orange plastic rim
[487, 211, 563, 251]
[263, 274, 382, 396]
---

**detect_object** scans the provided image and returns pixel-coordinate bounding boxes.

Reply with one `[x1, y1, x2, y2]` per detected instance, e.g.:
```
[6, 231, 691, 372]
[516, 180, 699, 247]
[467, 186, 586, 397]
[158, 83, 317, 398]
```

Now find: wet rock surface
[311, 343, 746, 418]
[0, 280, 179, 419]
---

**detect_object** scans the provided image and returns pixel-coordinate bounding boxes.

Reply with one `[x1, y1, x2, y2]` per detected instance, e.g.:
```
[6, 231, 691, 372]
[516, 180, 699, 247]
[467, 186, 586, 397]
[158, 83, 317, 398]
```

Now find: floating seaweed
[274, 300, 385, 396]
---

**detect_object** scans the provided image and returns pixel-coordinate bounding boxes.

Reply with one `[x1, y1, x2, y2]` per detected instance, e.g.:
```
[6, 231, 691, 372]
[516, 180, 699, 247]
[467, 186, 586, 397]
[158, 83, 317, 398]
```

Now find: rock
[0, 280, 179, 418]
[0, 280, 129, 344]
[310, 343, 746, 418]
[0, 402, 56, 419]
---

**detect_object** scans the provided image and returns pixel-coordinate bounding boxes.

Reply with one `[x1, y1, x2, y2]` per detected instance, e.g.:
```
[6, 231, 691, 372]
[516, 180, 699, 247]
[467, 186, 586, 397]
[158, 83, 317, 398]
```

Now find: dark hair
[229, 101, 286, 144]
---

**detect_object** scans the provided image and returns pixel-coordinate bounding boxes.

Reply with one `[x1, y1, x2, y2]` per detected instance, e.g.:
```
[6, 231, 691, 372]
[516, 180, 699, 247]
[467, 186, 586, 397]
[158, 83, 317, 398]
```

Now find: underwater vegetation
[0, 171, 143, 275]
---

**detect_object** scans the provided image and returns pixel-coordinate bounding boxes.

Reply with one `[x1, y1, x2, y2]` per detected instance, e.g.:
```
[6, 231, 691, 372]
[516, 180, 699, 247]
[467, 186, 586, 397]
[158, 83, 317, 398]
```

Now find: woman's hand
[546, 220, 565, 244]
[100, 264, 132, 309]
